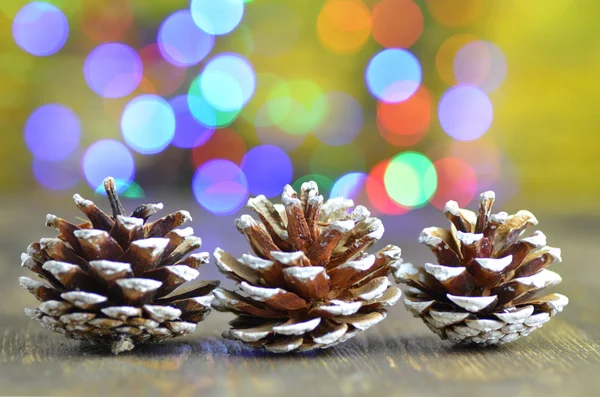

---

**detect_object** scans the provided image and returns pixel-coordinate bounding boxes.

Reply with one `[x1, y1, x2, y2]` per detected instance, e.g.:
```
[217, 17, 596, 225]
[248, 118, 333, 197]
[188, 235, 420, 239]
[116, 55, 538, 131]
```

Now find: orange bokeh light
[317, 0, 371, 54]
[426, 0, 483, 28]
[366, 159, 409, 215]
[436, 34, 479, 86]
[371, 0, 424, 49]
[81, 0, 133, 43]
[430, 157, 477, 210]
[376, 86, 431, 147]
[139, 44, 187, 96]
[192, 128, 247, 168]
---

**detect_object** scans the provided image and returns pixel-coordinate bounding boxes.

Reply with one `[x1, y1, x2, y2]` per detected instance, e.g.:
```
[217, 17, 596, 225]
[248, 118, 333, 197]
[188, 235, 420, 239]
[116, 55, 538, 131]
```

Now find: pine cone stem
[103, 177, 127, 218]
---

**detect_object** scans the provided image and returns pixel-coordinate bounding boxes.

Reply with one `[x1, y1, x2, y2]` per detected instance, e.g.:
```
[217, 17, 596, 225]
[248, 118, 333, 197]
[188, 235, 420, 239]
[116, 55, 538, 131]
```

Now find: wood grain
[0, 195, 598, 397]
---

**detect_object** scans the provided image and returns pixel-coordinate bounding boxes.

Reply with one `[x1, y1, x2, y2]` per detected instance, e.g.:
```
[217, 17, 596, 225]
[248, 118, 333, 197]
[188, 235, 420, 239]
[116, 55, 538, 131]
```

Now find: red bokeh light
[376, 86, 431, 147]
[371, 0, 423, 49]
[430, 157, 477, 210]
[191, 128, 247, 168]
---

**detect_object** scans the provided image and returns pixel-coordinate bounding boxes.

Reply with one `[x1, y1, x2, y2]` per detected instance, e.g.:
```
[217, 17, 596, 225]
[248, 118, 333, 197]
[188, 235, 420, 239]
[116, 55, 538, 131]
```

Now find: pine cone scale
[396, 192, 568, 346]
[214, 182, 402, 352]
[20, 177, 218, 353]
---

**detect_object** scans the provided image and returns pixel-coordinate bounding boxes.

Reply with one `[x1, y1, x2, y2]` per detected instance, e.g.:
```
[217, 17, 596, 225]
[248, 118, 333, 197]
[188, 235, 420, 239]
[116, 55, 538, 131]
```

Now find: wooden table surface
[0, 194, 599, 397]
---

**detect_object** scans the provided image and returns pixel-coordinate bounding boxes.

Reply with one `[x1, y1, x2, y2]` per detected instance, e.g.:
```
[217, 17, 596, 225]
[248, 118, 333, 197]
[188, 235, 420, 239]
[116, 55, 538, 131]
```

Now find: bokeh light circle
[190, 0, 244, 35]
[33, 153, 81, 191]
[366, 49, 422, 103]
[121, 95, 175, 154]
[200, 54, 255, 112]
[377, 86, 431, 147]
[158, 10, 214, 67]
[431, 157, 477, 210]
[257, 79, 327, 136]
[314, 92, 363, 146]
[241, 145, 293, 198]
[317, 0, 371, 54]
[25, 104, 80, 162]
[366, 160, 409, 215]
[169, 95, 214, 149]
[371, 0, 423, 49]
[84, 43, 143, 98]
[330, 172, 367, 200]
[454, 40, 507, 92]
[436, 34, 479, 86]
[384, 152, 437, 208]
[82, 139, 135, 192]
[438, 85, 493, 141]
[192, 128, 247, 168]
[12, 2, 68, 56]
[188, 76, 241, 128]
[192, 159, 248, 215]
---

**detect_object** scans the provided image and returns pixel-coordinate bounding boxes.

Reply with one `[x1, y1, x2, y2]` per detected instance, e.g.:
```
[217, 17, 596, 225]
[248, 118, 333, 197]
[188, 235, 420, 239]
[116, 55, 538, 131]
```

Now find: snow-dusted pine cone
[20, 177, 219, 354]
[395, 191, 568, 346]
[212, 182, 403, 353]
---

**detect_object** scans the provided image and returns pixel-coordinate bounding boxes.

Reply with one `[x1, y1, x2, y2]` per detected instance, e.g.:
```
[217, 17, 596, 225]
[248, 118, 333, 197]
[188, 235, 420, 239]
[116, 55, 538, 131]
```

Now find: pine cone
[212, 182, 403, 353]
[20, 177, 219, 354]
[394, 191, 568, 346]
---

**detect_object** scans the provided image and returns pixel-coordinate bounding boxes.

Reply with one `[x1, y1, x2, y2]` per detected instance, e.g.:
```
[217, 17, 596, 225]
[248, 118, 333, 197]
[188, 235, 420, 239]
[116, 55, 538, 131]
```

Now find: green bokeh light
[265, 80, 327, 135]
[292, 174, 333, 198]
[384, 152, 437, 208]
[94, 179, 145, 198]
[188, 76, 240, 128]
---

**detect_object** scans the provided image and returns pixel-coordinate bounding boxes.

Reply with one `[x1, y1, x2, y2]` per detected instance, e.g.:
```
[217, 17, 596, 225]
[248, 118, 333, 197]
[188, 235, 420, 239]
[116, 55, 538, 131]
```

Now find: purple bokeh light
[192, 159, 248, 215]
[454, 40, 507, 93]
[82, 139, 135, 192]
[438, 85, 493, 141]
[12, 2, 69, 56]
[158, 10, 214, 67]
[25, 104, 80, 162]
[241, 145, 293, 198]
[84, 43, 143, 98]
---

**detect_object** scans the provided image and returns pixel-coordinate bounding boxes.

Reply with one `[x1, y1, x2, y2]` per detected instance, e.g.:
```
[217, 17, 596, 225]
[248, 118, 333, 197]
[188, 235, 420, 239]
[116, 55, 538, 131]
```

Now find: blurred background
[1, 0, 597, 223]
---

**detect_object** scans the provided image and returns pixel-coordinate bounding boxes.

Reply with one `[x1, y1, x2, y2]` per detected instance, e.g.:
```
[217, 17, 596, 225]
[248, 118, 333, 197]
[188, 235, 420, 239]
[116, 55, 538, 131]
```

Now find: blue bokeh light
[157, 10, 214, 67]
[192, 159, 249, 215]
[12, 2, 69, 56]
[200, 54, 256, 112]
[25, 104, 80, 162]
[121, 95, 175, 154]
[190, 0, 244, 35]
[438, 85, 494, 141]
[33, 154, 81, 191]
[330, 172, 367, 200]
[84, 43, 143, 98]
[169, 95, 215, 149]
[365, 49, 421, 103]
[241, 145, 293, 198]
[82, 139, 135, 192]
[314, 92, 363, 146]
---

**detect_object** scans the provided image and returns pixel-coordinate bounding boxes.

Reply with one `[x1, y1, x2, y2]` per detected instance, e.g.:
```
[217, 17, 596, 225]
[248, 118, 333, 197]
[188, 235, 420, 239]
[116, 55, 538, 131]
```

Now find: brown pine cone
[212, 181, 403, 353]
[20, 177, 219, 354]
[394, 191, 568, 346]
